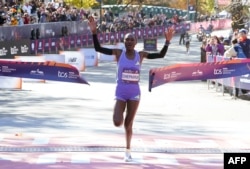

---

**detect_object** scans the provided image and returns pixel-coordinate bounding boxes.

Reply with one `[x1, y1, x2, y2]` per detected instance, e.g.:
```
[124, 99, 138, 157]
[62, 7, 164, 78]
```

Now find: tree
[168, 0, 191, 10]
[63, 0, 98, 8]
[115, 0, 169, 6]
[197, 0, 215, 14]
[225, 0, 249, 30]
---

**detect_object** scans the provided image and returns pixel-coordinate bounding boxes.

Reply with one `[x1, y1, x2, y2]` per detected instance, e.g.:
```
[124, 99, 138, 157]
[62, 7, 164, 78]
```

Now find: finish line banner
[149, 59, 250, 91]
[0, 60, 89, 85]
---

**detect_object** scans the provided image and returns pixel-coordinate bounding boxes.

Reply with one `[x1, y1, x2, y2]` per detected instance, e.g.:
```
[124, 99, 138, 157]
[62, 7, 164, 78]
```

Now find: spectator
[238, 28, 250, 58]
[200, 40, 207, 63]
[16, 13, 24, 25]
[0, 7, 6, 26]
[30, 0, 37, 15]
[205, 35, 225, 56]
[22, 2, 32, 15]
[234, 28, 250, 96]
[224, 38, 246, 59]
[199, 24, 205, 33]
[179, 26, 186, 45]
[23, 13, 30, 24]
[184, 32, 191, 54]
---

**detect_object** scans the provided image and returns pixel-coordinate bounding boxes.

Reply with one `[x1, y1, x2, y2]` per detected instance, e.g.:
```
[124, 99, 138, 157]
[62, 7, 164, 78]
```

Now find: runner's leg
[113, 100, 126, 127]
[124, 100, 140, 149]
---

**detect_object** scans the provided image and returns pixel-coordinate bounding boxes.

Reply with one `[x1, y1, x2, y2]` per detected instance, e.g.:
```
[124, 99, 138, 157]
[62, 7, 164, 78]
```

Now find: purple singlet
[115, 50, 141, 101]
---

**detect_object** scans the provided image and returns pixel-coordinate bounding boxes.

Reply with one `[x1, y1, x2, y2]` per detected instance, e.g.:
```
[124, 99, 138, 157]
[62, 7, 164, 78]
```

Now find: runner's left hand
[165, 26, 175, 42]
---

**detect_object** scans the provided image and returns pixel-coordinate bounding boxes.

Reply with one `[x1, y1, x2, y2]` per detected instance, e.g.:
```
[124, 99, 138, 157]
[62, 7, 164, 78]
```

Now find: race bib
[122, 68, 140, 83]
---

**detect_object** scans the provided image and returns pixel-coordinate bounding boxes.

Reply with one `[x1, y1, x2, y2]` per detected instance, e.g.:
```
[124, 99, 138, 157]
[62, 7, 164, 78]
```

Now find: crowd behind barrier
[0, 19, 232, 59]
[0, 1, 204, 41]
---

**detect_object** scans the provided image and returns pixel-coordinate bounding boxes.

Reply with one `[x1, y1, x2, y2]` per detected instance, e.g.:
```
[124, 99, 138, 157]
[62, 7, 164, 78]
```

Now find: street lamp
[99, 0, 102, 25]
[195, 0, 198, 22]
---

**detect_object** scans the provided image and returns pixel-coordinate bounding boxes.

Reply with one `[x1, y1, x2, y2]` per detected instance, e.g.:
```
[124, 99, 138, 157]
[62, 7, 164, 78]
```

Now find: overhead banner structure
[0, 60, 89, 85]
[149, 59, 250, 91]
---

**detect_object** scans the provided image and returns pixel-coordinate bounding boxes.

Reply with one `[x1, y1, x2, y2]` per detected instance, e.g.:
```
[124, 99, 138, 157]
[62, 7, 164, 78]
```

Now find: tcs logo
[214, 69, 222, 75]
[58, 71, 68, 78]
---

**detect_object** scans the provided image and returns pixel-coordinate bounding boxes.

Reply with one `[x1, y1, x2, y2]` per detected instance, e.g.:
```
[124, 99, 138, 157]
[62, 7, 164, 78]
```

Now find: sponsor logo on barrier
[170, 71, 181, 78]
[240, 78, 250, 83]
[68, 57, 77, 63]
[85, 55, 95, 59]
[0, 47, 8, 56]
[58, 71, 78, 79]
[214, 68, 222, 75]
[1, 65, 16, 73]
[51, 42, 56, 47]
[148, 30, 152, 35]
[45, 42, 49, 47]
[77, 39, 81, 45]
[242, 74, 249, 77]
[58, 71, 68, 78]
[164, 73, 171, 80]
[222, 67, 235, 74]
[10, 46, 19, 55]
[68, 71, 78, 79]
[37, 42, 41, 49]
[214, 67, 235, 75]
[30, 69, 44, 76]
[31, 42, 35, 50]
[192, 70, 203, 76]
[21, 45, 29, 53]
[1, 39, 30, 58]
[163, 71, 182, 80]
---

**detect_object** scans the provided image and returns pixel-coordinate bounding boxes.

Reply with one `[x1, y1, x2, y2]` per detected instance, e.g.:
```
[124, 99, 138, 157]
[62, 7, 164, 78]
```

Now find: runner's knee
[113, 114, 123, 127]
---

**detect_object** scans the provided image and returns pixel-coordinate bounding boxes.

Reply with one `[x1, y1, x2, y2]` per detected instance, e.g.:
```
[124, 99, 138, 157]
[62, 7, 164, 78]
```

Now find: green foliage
[64, 0, 98, 8]
[226, 2, 246, 30]
[103, 0, 117, 5]
[198, 0, 215, 14]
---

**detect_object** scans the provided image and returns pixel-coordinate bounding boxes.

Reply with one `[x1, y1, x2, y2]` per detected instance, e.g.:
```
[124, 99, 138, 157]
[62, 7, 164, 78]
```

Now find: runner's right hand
[88, 16, 97, 34]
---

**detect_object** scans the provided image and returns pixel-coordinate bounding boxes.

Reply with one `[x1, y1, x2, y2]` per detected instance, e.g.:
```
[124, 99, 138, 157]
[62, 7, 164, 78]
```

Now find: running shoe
[124, 151, 132, 162]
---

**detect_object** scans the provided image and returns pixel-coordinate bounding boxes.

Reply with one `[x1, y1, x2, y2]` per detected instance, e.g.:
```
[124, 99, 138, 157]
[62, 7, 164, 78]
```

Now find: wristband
[165, 40, 170, 46]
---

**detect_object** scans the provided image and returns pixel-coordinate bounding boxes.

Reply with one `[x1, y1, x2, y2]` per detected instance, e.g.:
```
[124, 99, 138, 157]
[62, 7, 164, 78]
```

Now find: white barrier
[0, 76, 22, 89]
[42, 54, 65, 63]
[59, 51, 85, 71]
[79, 48, 98, 67]
[97, 45, 116, 61]
[0, 59, 22, 89]
[14, 56, 45, 83]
